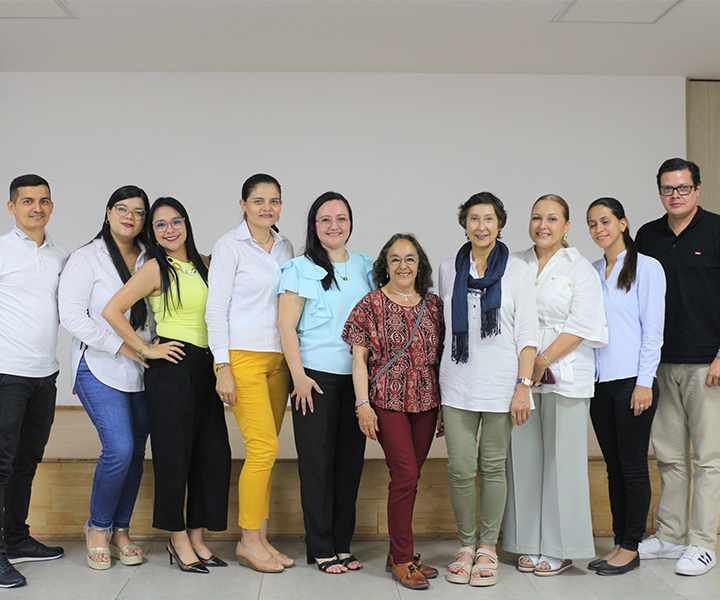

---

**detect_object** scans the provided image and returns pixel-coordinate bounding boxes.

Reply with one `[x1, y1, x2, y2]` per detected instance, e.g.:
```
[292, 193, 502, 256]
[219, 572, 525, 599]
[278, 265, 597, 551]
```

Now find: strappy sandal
[337, 554, 362, 570]
[85, 525, 111, 571]
[446, 545, 475, 584]
[315, 557, 346, 574]
[534, 555, 572, 576]
[518, 554, 541, 573]
[470, 548, 498, 587]
[109, 529, 143, 566]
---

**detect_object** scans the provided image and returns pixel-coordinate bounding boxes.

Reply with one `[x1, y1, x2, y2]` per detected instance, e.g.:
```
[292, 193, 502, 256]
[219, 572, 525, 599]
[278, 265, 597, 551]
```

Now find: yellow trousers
[229, 350, 290, 530]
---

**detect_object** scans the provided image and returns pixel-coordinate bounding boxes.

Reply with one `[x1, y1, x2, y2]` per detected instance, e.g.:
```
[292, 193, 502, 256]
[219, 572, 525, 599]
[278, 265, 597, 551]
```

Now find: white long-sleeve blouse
[515, 246, 608, 399]
[59, 238, 153, 393]
[205, 221, 294, 364]
[439, 254, 539, 412]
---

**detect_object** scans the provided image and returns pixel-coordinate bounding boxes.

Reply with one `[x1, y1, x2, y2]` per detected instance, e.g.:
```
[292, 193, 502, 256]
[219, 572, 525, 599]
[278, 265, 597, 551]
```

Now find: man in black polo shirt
[635, 158, 720, 576]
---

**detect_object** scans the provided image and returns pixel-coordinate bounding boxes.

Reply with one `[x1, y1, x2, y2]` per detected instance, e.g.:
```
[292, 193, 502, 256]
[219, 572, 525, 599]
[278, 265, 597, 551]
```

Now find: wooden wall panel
[687, 80, 720, 213]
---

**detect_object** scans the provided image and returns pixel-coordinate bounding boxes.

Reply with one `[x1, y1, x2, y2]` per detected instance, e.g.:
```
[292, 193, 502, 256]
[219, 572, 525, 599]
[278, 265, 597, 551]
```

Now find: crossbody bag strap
[370, 298, 427, 385]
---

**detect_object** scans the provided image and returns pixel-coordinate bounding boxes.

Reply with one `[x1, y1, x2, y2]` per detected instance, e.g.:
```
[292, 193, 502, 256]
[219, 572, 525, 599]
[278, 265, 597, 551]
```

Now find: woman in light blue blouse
[586, 197, 666, 576]
[278, 192, 374, 574]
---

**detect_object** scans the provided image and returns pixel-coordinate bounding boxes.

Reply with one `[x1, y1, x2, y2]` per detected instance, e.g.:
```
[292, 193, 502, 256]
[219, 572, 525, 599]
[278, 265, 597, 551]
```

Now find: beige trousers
[504, 392, 595, 559]
[653, 363, 720, 549]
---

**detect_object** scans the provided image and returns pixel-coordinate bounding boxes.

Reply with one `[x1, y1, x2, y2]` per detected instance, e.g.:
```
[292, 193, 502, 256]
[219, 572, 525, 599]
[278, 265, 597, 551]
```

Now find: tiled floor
[8, 538, 720, 600]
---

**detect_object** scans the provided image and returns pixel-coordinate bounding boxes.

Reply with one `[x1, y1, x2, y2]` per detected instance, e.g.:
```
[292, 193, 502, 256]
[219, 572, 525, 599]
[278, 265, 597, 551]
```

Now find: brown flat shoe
[385, 553, 437, 579]
[391, 561, 430, 590]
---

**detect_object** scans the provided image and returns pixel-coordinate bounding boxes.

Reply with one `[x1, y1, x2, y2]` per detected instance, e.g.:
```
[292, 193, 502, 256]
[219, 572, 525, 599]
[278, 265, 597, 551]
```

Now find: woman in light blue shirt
[586, 197, 666, 576]
[278, 192, 374, 574]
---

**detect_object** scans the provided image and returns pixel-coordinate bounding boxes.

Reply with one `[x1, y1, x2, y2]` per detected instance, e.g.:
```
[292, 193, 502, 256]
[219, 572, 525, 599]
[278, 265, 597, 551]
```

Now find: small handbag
[540, 367, 556, 385]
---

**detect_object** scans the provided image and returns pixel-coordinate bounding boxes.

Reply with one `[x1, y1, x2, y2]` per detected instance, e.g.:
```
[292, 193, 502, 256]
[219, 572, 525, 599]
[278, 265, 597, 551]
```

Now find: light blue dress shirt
[593, 250, 666, 387]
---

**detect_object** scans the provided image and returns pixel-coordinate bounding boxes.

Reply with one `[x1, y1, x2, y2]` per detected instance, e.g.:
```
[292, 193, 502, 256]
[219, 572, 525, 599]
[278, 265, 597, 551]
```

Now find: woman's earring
[562, 233, 568, 243]
[497, 231, 502, 239]
[465, 232, 469, 240]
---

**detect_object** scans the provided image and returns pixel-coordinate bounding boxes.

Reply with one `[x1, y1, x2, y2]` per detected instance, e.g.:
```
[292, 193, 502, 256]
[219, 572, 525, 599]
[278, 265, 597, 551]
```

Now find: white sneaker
[638, 536, 686, 559]
[675, 546, 716, 576]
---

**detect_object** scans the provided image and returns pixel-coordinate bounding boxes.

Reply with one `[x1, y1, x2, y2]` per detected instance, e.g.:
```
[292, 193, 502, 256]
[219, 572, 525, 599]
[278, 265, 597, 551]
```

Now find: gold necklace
[252, 235, 273, 245]
[167, 256, 197, 276]
[334, 261, 348, 281]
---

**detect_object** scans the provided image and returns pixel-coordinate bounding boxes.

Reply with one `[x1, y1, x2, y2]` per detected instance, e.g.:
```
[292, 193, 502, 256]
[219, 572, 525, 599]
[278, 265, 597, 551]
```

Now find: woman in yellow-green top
[103, 197, 231, 575]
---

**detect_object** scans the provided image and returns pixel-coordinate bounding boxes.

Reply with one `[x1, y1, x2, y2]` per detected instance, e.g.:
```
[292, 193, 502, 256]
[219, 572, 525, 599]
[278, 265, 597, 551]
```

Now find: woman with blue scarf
[438, 192, 538, 586]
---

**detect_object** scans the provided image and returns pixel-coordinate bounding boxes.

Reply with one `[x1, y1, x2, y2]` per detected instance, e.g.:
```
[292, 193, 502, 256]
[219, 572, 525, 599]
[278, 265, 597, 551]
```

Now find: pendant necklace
[390, 285, 416, 302]
[334, 261, 348, 281]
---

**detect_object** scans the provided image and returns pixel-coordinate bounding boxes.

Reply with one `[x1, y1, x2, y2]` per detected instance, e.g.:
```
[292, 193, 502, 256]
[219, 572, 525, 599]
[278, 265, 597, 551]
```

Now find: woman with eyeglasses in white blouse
[504, 194, 608, 576]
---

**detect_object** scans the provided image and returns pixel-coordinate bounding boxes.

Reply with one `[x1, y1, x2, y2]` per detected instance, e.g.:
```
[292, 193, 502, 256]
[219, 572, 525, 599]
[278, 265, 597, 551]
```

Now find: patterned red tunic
[342, 290, 444, 413]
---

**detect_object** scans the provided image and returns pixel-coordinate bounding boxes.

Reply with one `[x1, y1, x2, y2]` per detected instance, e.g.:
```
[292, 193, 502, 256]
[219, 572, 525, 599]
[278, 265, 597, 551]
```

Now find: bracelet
[216, 362, 230, 369]
[136, 342, 149, 358]
[540, 352, 552, 366]
[354, 399, 370, 409]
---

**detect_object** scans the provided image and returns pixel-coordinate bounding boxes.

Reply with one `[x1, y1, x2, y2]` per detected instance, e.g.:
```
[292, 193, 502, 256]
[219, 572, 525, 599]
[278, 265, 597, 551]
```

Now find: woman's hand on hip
[631, 385, 653, 416]
[215, 366, 236, 406]
[510, 385, 531, 427]
[291, 374, 323, 415]
[357, 403, 379, 441]
[144, 340, 185, 363]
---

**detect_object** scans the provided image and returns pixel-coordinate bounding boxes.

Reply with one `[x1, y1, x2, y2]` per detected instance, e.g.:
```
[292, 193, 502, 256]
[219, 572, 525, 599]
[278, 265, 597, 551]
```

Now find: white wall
[0, 73, 685, 405]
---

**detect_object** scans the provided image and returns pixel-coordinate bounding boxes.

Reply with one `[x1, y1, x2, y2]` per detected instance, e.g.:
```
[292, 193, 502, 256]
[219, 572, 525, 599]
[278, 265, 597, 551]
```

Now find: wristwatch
[517, 377, 533, 388]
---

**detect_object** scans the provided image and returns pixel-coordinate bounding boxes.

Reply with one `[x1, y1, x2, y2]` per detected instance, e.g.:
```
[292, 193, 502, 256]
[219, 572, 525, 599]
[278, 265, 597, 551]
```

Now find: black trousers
[292, 369, 366, 558]
[590, 377, 659, 551]
[0, 372, 57, 552]
[144, 341, 231, 532]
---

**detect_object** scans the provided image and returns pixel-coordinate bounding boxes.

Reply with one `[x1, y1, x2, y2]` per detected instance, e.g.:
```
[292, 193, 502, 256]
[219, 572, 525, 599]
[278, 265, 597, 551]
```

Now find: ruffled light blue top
[279, 253, 375, 375]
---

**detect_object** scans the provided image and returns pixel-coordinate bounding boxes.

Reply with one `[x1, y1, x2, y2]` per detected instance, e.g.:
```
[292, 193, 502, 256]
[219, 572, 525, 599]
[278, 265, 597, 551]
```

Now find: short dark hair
[10, 174, 50, 203]
[656, 158, 701, 187]
[303, 191, 354, 291]
[372, 233, 433, 298]
[458, 192, 507, 229]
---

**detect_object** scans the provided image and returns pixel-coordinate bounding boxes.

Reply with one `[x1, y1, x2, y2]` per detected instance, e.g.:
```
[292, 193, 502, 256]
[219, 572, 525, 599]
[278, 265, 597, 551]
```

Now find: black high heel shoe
[166, 539, 209, 574]
[198, 554, 228, 568]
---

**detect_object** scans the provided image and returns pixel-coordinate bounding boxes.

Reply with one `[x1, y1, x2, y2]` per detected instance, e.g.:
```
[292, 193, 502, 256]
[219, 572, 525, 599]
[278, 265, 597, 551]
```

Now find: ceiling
[1, 0, 719, 76]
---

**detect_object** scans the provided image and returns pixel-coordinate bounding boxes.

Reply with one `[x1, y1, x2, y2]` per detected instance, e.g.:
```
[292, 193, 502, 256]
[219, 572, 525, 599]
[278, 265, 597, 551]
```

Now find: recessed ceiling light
[0, 0, 73, 19]
[555, 0, 683, 24]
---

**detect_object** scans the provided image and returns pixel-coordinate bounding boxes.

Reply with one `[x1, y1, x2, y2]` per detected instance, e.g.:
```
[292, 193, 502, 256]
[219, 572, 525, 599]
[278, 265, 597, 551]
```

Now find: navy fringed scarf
[451, 240, 509, 363]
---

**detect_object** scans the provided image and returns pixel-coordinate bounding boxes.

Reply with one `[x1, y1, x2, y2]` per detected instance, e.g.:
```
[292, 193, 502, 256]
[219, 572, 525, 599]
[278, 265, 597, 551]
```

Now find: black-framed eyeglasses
[113, 204, 146, 220]
[659, 184, 695, 197]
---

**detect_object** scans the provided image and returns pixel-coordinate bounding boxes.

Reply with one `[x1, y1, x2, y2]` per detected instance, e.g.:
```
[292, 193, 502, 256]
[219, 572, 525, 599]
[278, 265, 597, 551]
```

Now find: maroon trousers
[375, 405, 438, 564]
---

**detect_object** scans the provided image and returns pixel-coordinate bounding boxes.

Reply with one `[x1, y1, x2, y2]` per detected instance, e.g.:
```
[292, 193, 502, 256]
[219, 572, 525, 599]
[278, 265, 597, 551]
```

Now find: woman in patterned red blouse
[342, 233, 444, 591]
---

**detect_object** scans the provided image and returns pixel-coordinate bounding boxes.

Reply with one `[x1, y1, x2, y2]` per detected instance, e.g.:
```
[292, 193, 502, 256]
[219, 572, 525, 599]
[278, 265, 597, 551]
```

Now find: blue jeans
[75, 357, 150, 530]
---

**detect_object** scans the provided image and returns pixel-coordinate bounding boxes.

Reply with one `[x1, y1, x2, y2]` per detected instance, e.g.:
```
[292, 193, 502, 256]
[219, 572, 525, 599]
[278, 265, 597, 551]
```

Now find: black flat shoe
[166, 540, 209, 574]
[198, 554, 228, 567]
[596, 554, 640, 576]
[587, 558, 607, 571]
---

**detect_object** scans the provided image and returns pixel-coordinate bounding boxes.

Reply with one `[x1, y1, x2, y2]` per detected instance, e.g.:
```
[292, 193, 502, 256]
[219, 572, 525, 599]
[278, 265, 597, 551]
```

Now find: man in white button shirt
[0, 175, 68, 588]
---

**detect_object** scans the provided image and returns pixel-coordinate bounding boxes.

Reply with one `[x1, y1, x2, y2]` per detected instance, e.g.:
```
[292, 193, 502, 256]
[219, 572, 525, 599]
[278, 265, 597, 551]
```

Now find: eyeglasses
[659, 184, 695, 196]
[388, 256, 418, 266]
[113, 204, 146, 220]
[152, 217, 186, 232]
[316, 216, 350, 228]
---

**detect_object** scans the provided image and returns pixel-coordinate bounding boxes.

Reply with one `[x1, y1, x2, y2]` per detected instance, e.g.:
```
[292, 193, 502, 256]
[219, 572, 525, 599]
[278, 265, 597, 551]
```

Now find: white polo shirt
[0, 226, 69, 377]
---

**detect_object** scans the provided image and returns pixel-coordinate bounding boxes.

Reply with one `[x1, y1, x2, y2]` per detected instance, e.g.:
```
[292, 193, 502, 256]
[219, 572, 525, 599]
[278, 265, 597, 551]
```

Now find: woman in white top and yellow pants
[206, 174, 294, 573]
[504, 194, 608, 576]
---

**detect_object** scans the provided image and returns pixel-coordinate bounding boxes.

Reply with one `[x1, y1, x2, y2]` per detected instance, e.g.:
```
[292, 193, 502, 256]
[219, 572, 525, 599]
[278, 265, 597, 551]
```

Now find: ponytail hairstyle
[94, 185, 150, 330]
[587, 197, 637, 293]
[241, 173, 282, 233]
[303, 191, 354, 291]
[534, 193, 570, 247]
[148, 197, 209, 315]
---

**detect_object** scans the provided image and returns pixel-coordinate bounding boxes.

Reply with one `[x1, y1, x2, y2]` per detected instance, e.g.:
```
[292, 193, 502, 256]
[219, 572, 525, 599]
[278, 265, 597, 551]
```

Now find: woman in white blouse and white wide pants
[504, 194, 608, 576]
